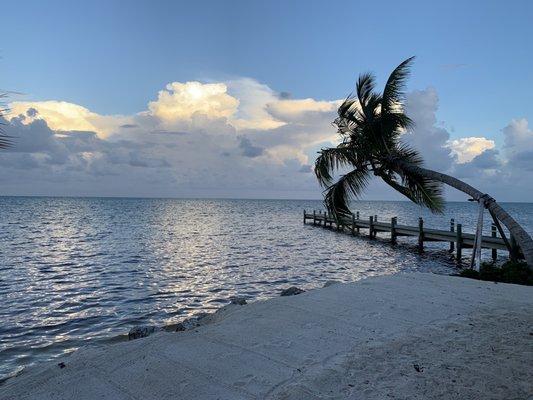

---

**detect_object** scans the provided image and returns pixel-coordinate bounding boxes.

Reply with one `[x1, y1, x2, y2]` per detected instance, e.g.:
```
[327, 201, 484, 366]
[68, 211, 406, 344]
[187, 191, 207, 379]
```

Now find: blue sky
[1, 0, 533, 200]
[2, 0, 532, 142]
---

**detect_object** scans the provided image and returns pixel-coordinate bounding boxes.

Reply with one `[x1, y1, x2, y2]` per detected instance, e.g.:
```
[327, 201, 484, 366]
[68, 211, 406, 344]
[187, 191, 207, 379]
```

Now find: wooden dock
[303, 210, 520, 264]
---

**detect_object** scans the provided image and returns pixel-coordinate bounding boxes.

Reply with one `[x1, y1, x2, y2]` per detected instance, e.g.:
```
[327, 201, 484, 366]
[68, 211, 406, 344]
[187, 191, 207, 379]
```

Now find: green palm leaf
[324, 168, 370, 219]
[382, 56, 415, 116]
[314, 146, 358, 187]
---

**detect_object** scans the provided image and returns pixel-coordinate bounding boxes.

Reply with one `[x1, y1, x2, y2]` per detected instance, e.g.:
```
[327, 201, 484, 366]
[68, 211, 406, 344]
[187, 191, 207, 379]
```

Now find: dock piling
[369, 216, 374, 239]
[391, 217, 397, 244]
[356, 212, 360, 233]
[449, 218, 455, 252]
[492, 224, 497, 261]
[351, 214, 355, 235]
[418, 217, 424, 252]
[456, 224, 463, 264]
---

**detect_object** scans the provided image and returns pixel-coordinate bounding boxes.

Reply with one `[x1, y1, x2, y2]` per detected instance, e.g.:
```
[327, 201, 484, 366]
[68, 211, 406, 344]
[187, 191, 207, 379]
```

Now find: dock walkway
[303, 210, 520, 263]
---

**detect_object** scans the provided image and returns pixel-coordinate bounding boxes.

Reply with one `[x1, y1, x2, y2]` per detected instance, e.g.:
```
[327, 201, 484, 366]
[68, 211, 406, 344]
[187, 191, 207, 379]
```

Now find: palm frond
[314, 146, 357, 188]
[397, 168, 444, 213]
[356, 73, 376, 107]
[335, 96, 364, 130]
[324, 168, 370, 219]
[356, 73, 382, 122]
[379, 144, 444, 213]
[381, 112, 413, 137]
[393, 143, 424, 166]
[382, 57, 415, 116]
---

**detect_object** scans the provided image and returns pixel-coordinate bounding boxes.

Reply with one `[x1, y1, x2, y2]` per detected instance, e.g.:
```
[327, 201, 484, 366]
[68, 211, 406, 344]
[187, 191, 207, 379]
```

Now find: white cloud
[225, 78, 285, 130]
[2, 80, 533, 201]
[447, 137, 495, 163]
[402, 88, 454, 172]
[266, 98, 338, 123]
[148, 81, 239, 128]
[7, 101, 131, 139]
[502, 118, 533, 171]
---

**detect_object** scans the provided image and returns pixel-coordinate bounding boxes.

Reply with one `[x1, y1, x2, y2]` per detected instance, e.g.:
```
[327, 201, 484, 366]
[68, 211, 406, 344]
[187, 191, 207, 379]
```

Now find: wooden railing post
[449, 218, 455, 252]
[456, 223, 463, 264]
[491, 223, 497, 262]
[391, 217, 397, 244]
[369, 216, 374, 239]
[418, 217, 424, 252]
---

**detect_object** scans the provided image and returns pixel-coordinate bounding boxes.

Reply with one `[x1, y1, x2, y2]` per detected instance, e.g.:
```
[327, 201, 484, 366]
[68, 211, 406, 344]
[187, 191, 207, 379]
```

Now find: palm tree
[315, 57, 533, 269]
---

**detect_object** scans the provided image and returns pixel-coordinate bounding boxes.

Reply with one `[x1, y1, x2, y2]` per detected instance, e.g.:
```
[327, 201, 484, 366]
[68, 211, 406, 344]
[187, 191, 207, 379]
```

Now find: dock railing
[303, 209, 518, 266]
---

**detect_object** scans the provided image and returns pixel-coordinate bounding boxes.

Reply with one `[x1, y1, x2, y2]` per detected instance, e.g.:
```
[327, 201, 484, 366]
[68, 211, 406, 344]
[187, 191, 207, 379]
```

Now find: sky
[1, 0, 532, 201]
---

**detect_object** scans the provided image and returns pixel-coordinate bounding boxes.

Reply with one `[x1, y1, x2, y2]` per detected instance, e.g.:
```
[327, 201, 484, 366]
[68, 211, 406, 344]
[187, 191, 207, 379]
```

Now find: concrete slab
[2, 272, 532, 400]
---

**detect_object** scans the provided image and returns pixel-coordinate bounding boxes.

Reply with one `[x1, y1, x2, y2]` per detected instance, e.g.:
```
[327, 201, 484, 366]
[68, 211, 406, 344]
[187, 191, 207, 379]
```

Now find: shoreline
[2, 272, 531, 399]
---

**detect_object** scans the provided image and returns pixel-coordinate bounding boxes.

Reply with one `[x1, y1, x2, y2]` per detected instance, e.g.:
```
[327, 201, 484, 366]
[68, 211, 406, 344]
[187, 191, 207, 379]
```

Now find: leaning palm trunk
[395, 160, 533, 268]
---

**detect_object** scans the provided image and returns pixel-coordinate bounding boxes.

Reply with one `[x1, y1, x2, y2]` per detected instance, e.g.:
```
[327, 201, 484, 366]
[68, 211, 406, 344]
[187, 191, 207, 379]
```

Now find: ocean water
[1, 197, 532, 381]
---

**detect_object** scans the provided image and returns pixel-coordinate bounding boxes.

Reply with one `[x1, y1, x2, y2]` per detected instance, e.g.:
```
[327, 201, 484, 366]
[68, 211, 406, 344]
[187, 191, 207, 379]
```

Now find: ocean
[1, 197, 532, 381]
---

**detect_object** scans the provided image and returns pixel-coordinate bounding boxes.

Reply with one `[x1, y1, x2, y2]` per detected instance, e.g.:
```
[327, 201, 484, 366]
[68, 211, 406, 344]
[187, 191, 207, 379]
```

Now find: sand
[1, 272, 531, 399]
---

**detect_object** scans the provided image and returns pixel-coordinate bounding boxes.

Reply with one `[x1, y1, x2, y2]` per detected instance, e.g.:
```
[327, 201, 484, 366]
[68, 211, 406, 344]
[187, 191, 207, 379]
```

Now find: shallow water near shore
[1, 197, 532, 381]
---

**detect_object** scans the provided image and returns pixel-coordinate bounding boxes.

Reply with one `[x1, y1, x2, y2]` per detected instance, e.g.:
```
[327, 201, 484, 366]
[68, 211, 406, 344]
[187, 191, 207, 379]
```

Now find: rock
[175, 314, 206, 332]
[229, 296, 247, 305]
[280, 287, 305, 296]
[57, 362, 66, 369]
[175, 323, 186, 332]
[128, 325, 156, 340]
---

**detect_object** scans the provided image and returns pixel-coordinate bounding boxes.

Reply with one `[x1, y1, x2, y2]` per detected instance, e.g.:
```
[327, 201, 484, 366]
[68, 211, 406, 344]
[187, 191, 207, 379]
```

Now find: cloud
[148, 81, 239, 128]
[502, 118, 533, 171]
[7, 101, 131, 139]
[2, 79, 533, 201]
[402, 88, 454, 172]
[238, 136, 264, 158]
[225, 78, 285, 130]
[447, 137, 495, 163]
[266, 98, 338, 123]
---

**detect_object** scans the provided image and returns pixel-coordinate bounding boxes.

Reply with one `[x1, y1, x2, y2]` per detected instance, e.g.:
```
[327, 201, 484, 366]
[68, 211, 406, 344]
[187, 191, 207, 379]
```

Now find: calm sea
[1, 197, 532, 381]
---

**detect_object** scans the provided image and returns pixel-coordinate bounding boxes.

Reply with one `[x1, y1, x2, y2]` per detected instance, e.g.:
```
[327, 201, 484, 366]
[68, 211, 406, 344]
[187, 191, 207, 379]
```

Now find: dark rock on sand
[175, 313, 209, 332]
[128, 325, 156, 340]
[229, 296, 247, 305]
[280, 287, 305, 296]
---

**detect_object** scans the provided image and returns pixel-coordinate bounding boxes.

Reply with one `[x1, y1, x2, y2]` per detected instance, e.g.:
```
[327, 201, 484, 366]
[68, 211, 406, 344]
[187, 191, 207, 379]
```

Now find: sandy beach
[1, 272, 531, 399]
